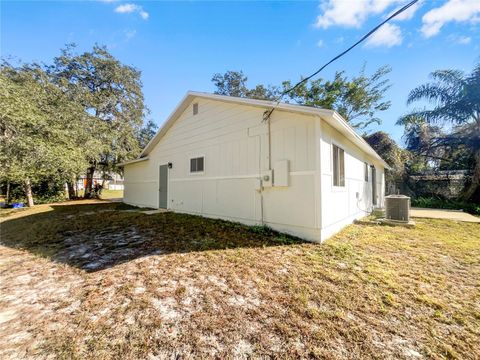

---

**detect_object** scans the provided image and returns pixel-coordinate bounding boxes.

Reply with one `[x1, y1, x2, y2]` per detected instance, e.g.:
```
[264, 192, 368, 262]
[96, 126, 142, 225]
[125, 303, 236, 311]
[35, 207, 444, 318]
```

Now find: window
[193, 103, 199, 115]
[190, 156, 204, 173]
[364, 162, 369, 181]
[332, 144, 345, 187]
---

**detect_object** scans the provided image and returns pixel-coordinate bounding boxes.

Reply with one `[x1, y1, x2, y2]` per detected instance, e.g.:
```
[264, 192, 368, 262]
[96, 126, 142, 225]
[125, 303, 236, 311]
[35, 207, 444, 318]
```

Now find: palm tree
[398, 63, 480, 201]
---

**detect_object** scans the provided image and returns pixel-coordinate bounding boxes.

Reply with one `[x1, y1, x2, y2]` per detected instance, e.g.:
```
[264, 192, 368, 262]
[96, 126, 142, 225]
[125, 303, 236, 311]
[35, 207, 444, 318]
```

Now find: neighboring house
[119, 92, 388, 242]
[403, 170, 470, 200]
[77, 171, 124, 191]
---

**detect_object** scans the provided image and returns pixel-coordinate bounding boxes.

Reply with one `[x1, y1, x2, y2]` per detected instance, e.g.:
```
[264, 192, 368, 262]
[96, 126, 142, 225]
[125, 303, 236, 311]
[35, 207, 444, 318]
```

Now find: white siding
[319, 120, 385, 239]
[124, 95, 386, 242]
[124, 98, 322, 241]
[123, 160, 156, 208]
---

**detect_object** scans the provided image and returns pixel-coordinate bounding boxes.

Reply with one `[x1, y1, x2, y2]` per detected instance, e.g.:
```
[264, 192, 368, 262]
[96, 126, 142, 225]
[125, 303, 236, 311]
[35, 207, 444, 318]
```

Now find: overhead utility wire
[263, 0, 420, 121]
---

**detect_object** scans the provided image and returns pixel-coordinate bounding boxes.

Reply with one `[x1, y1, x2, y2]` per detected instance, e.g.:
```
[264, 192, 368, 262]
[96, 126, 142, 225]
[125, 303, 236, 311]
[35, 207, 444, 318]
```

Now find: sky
[1, 0, 479, 144]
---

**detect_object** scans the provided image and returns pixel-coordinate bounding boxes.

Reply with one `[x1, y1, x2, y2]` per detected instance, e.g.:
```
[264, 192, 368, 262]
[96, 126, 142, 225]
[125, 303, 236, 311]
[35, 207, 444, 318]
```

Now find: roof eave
[117, 157, 150, 167]
[140, 92, 195, 157]
[137, 91, 391, 170]
[328, 112, 391, 169]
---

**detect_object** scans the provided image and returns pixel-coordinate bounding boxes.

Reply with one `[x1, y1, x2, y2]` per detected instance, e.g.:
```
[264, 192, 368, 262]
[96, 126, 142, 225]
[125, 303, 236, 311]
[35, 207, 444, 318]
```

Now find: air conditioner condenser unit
[385, 195, 410, 222]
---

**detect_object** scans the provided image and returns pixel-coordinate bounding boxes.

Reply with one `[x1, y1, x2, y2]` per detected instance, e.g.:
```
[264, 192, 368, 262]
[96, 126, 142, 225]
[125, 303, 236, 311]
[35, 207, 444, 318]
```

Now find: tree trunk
[6, 181, 10, 206]
[66, 180, 76, 199]
[461, 149, 480, 201]
[84, 165, 95, 199]
[24, 179, 34, 207]
[99, 175, 106, 196]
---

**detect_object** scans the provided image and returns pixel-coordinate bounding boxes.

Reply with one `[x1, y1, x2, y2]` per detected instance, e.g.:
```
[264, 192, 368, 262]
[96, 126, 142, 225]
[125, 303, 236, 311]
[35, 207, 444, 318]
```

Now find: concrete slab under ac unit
[354, 218, 416, 228]
[379, 218, 416, 228]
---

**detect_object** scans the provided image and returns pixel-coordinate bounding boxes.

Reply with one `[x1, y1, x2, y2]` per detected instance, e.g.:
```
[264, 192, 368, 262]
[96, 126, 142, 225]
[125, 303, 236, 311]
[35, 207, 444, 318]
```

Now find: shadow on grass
[0, 202, 304, 272]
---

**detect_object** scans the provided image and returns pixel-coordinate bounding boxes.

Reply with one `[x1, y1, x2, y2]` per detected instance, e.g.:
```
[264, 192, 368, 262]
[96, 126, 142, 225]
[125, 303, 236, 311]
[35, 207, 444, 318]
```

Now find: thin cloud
[313, 0, 478, 47]
[115, 3, 137, 13]
[421, 0, 480, 38]
[457, 36, 472, 44]
[114, 3, 149, 20]
[317, 39, 324, 48]
[314, 0, 407, 29]
[124, 29, 137, 41]
[388, 0, 423, 21]
[448, 34, 472, 44]
[365, 23, 403, 48]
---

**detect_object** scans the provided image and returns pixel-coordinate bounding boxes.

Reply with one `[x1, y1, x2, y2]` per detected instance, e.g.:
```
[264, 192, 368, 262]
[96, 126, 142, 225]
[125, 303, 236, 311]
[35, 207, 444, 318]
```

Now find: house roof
[117, 157, 149, 167]
[122, 91, 389, 169]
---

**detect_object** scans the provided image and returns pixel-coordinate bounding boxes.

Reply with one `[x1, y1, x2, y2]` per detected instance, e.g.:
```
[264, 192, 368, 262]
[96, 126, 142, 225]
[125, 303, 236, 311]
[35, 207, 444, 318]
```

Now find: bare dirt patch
[1, 202, 479, 359]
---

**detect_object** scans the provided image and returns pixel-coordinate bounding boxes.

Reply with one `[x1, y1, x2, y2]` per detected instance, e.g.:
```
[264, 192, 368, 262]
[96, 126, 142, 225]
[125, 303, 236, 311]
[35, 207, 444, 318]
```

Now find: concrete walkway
[411, 208, 480, 223]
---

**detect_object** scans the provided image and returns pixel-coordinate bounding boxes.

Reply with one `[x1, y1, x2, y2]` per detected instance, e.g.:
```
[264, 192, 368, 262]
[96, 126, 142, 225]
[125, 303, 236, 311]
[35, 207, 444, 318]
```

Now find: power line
[263, 0, 420, 121]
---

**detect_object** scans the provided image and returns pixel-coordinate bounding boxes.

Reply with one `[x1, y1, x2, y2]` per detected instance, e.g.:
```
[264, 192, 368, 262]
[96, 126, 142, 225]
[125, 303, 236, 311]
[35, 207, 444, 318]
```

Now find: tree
[137, 120, 158, 149]
[212, 71, 248, 97]
[49, 45, 146, 198]
[399, 116, 445, 172]
[212, 66, 391, 129]
[282, 65, 392, 129]
[398, 63, 480, 200]
[212, 70, 277, 100]
[363, 131, 409, 192]
[0, 63, 93, 206]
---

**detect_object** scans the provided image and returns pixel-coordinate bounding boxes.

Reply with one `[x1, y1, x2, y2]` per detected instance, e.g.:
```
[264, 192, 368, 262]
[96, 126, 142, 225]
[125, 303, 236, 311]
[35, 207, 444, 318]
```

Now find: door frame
[371, 165, 377, 207]
[158, 163, 169, 209]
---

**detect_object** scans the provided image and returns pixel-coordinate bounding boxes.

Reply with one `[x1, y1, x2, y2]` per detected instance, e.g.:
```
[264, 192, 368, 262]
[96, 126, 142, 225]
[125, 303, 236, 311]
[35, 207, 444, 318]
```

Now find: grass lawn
[74, 189, 124, 200]
[1, 202, 479, 359]
[100, 189, 124, 200]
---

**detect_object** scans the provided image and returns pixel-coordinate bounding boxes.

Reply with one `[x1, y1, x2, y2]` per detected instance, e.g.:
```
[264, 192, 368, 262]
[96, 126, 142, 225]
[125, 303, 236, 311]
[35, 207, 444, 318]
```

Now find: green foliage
[49, 44, 147, 167]
[212, 70, 248, 97]
[2, 179, 68, 205]
[399, 115, 474, 172]
[137, 120, 158, 149]
[282, 65, 392, 129]
[211, 70, 278, 100]
[212, 66, 392, 130]
[0, 63, 93, 190]
[404, 68, 479, 125]
[411, 197, 480, 216]
[363, 131, 409, 185]
[398, 62, 480, 201]
[1, 44, 148, 204]
[249, 224, 275, 236]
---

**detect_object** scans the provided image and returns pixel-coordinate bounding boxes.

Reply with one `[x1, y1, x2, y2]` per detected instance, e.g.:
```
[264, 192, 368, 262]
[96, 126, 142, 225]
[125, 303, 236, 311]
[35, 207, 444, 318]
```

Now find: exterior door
[371, 165, 377, 206]
[159, 164, 168, 209]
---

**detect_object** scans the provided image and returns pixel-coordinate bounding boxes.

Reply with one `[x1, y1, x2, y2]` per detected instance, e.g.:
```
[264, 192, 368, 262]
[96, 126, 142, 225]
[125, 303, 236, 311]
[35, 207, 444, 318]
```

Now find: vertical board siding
[124, 97, 385, 242]
[123, 98, 320, 240]
[319, 120, 385, 239]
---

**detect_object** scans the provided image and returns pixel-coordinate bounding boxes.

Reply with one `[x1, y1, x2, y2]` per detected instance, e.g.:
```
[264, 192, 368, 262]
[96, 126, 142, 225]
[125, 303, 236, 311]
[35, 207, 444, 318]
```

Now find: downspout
[259, 111, 273, 226]
[259, 132, 264, 226]
[267, 114, 272, 170]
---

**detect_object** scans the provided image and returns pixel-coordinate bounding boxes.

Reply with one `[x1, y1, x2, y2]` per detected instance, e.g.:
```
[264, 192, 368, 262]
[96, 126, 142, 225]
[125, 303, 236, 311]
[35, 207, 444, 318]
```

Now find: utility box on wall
[262, 169, 273, 188]
[274, 160, 290, 187]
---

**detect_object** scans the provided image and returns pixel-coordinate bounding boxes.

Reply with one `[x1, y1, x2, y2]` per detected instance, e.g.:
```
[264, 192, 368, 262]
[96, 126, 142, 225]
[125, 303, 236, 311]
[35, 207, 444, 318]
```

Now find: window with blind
[190, 156, 204, 173]
[332, 144, 345, 187]
[364, 162, 369, 181]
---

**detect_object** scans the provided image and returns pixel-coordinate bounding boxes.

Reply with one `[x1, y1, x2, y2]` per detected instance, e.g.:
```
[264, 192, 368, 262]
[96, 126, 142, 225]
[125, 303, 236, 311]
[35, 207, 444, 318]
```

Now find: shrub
[1, 179, 68, 206]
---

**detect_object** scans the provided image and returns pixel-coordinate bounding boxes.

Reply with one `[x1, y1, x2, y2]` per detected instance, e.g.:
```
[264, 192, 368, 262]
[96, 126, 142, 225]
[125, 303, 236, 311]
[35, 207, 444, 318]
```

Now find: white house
[120, 92, 388, 242]
[76, 171, 124, 191]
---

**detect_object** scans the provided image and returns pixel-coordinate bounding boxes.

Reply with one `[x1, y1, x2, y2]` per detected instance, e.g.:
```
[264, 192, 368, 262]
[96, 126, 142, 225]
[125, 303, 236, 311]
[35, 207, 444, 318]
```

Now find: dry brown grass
[0, 202, 479, 359]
